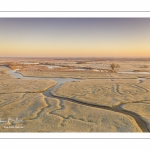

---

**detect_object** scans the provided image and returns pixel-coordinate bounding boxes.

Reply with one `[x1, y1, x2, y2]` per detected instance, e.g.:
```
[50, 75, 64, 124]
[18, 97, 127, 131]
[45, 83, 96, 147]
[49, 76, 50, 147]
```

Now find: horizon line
[1, 56, 150, 58]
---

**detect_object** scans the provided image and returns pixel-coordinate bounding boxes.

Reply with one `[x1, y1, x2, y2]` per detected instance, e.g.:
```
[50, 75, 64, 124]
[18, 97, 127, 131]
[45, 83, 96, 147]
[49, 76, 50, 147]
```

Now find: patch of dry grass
[51, 79, 150, 107]
[0, 96, 142, 132]
[0, 78, 57, 94]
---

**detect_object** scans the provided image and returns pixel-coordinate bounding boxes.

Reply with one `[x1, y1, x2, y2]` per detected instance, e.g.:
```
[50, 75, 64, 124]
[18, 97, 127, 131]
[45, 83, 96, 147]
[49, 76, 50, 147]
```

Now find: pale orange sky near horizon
[0, 18, 150, 57]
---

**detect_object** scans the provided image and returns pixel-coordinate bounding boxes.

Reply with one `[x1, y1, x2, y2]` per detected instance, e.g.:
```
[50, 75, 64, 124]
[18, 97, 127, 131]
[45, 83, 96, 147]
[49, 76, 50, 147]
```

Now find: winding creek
[2, 66, 149, 132]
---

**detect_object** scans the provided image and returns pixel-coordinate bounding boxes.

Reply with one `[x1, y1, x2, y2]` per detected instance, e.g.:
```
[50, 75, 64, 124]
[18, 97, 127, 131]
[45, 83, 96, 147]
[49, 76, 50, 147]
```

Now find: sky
[0, 18, 150, 57]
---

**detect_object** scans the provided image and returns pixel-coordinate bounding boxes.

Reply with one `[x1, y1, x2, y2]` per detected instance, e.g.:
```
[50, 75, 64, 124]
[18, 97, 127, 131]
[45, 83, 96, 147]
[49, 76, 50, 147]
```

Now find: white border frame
[0, 12, 150, 139]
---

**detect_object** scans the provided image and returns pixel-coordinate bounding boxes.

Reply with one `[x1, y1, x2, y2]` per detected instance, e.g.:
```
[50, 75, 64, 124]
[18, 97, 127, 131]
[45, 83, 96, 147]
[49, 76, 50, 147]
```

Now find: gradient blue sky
[0, 18, 150, 57]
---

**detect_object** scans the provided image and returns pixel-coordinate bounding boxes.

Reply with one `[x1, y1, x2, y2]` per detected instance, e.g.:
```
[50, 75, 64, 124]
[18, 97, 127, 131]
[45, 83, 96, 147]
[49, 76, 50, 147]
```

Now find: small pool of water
[118, 71, 150, 74]
[21, 62, 39, 65]
[73, 68, 87, 71]
[43, 65, 89, 70]
[8, 70, 23, 78]
[0, 66, 9, 69]
[44, 65, 61, 69]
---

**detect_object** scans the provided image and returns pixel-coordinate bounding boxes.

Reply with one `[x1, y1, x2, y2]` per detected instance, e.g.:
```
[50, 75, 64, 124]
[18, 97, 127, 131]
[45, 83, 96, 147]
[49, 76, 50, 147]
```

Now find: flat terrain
[51, 79, 150, 107]
[20, 70, 150, 79]
[0, 58, 150, 132]
[0, 95, 142, 132]
[0, 78, 57, 94]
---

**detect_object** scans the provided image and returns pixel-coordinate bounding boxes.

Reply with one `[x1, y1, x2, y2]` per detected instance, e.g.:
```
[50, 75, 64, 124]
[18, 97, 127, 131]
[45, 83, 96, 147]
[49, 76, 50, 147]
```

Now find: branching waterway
[3, 66, 149, 132]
